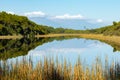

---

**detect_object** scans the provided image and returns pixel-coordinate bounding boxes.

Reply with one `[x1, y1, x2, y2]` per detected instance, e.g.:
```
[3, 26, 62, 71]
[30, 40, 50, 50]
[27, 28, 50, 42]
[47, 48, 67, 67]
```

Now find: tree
[113, 21, 117, 26]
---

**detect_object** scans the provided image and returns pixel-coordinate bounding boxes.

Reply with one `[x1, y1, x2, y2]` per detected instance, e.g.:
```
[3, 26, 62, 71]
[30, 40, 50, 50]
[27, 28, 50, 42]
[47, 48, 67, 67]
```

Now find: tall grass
[0, 57, 120, 80]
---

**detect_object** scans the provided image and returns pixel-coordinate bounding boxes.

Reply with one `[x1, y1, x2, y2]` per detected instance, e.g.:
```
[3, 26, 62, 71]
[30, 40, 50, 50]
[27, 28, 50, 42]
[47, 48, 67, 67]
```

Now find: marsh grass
[0, 57, 120, 80]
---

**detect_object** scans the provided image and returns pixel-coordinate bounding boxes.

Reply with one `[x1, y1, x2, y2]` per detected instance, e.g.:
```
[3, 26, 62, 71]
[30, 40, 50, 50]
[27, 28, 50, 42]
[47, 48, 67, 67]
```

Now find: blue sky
[0, 0, 120, 24]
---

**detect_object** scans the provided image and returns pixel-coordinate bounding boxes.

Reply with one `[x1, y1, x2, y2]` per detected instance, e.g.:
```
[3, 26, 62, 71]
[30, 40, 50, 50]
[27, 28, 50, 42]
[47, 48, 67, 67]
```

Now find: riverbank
[78, 34, 120, 45]
[36, 34, 120, 51]
[1, 34, 120, 46]
[36, 34, 120, 44]
[0, 35, 23, 39]
[35, 34, 83, 37]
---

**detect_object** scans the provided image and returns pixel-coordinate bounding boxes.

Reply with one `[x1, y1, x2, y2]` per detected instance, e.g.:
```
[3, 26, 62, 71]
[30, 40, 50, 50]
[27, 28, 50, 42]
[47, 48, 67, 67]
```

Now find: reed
[0, 57, 120, 80]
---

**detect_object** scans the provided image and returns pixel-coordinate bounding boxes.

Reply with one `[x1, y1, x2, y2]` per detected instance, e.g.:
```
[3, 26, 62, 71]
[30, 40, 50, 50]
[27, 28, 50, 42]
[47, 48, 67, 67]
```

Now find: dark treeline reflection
[0, 36, 120, 60]
[107, 42, 120, 52]
[0, 36, 77, 60]
[96, 39, 120, 52]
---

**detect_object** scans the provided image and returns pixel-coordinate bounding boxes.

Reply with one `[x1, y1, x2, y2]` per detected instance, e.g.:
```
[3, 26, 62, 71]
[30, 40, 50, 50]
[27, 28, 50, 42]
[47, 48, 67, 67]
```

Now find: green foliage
[86, 21, 120, 36]
[1, 11, 120, 36]
[113, 21, 117, 26]
[0, 38, 50, 60]
[0, 37, 76, 60]
[0, 24, 3, 29]
[0, 11, 53, 36]
[0, 11, 85, 36]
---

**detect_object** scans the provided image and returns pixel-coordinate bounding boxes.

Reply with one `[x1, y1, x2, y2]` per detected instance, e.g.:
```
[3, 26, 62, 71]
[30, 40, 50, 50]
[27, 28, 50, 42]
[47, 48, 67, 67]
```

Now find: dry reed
[0, 57, 120, 80]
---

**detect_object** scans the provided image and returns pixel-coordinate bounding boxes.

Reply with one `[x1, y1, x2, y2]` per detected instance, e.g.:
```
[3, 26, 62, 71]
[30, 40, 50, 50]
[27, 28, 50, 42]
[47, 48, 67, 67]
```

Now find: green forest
[0, 11, 53, 36]
[0, 36, 76, 60]
[0, 11, 120, 36]
[88, 21, 120, 36]
[0, 11, 83, 36]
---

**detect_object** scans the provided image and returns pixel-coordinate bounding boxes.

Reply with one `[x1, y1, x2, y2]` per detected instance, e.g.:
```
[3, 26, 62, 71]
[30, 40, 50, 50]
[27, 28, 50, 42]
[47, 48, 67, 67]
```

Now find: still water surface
[4, 38, 120, 66]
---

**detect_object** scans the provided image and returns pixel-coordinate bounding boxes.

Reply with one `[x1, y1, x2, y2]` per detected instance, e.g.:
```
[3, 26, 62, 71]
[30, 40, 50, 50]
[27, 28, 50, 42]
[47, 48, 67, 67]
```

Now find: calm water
[1, 37, 120, 66]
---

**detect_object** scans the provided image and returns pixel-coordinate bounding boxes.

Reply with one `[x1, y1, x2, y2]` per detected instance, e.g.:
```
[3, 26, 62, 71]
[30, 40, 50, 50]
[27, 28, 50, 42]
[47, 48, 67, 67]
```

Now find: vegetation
[88, 21, 120, 36]
[1, 33, 120, 60]
[0, 57, 120, 80]
[76, 34, 120, 51]
[1, 11, 120, 37]
[0, 36, 77, 60]
[1, 11, 120, 80]
[0, 11, 84, 37]
[0, 11, 52, 36]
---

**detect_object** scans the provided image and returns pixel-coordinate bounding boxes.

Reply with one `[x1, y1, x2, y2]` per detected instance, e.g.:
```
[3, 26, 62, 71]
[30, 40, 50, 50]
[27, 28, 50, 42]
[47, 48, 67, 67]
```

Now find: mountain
[29, 17, 107, 30]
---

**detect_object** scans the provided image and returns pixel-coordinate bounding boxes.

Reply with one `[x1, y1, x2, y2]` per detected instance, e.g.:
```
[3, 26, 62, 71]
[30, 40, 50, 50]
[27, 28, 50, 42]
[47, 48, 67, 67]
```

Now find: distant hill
[89, 21, 120, 36]
[0, 11, 120, 36]
[0, 11, 55, 36]
[0, 11, 84, 36]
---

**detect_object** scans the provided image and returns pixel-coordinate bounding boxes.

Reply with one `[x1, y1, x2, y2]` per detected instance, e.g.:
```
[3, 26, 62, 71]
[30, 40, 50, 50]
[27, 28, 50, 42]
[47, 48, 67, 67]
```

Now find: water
[0, 37, 120, 66]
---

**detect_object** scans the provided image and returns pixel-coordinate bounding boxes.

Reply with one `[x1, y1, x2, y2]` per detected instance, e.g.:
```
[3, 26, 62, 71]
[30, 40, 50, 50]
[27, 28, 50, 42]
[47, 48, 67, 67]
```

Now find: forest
[88, 21, 120, 36]
[0, 11, 83, 36]
[0, 11, 120, 36]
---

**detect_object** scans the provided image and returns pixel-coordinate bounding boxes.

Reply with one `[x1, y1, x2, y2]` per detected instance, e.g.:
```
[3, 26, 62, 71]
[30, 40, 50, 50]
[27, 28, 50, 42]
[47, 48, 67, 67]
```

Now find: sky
[0, 0, 120, 25]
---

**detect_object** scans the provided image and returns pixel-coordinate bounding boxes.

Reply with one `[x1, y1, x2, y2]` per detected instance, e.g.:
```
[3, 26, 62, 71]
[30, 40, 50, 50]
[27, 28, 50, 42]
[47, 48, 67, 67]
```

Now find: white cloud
[87, 19, 104, 24]
[24, 11, 46, 17]
[28, 48, 85, 56]
[7, 11, 15, 14]
[54, 14, 84, 19]
[8, 11, 103, 24]
[28, 50, 45, 56]
[96, 19, 103, 23]
[87, 43, 104, 48]
[49, 48, 85, 54]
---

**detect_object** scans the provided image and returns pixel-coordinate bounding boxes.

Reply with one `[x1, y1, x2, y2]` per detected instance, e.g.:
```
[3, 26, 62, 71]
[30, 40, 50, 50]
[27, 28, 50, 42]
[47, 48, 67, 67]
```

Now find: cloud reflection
[28, 48, 86, 56]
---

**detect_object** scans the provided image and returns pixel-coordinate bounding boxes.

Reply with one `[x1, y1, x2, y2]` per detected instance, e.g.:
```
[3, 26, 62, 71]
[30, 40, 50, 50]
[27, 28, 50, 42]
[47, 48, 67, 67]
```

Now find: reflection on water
[0, 37, 120, 66]
[28, 38, 120, 66]
[0, 37, 76, 60]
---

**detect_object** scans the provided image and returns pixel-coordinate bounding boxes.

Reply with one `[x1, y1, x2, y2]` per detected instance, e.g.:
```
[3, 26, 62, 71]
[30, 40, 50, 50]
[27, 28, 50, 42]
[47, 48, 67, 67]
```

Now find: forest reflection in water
[0, 36, 120, 60]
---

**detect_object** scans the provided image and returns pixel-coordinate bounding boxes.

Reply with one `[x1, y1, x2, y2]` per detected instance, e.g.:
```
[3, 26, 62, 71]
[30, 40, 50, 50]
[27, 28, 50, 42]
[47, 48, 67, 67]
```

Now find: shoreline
[35, 34, 84, 37]
[0, 34, 120, 51]
[0, 34, 120, 45]
[35, 34, 120, 48]
[36, 34, 120, 44]
[0, 35, 23, 39]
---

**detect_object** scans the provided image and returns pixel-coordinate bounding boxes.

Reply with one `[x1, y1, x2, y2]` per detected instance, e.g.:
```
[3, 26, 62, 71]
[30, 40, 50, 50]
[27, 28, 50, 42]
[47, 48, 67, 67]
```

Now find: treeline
[54, 21, 120, 36]
[0, 11, 52, 36]
[0, 11, 83, 36]
[87, 21, 120, 36]
[1, 11, 120, 36]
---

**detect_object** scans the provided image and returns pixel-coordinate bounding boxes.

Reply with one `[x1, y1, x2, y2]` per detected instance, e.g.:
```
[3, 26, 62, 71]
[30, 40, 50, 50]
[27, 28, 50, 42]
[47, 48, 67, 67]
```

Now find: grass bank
[78, 34, 120, 45]
[35, 34, 83, 37]
[1, 34, 120, 46]
[0, 35, 23, 39]
[0, 57, 120, 80]
[36, 33, 120, 45]
[35, 33, 120, 51]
